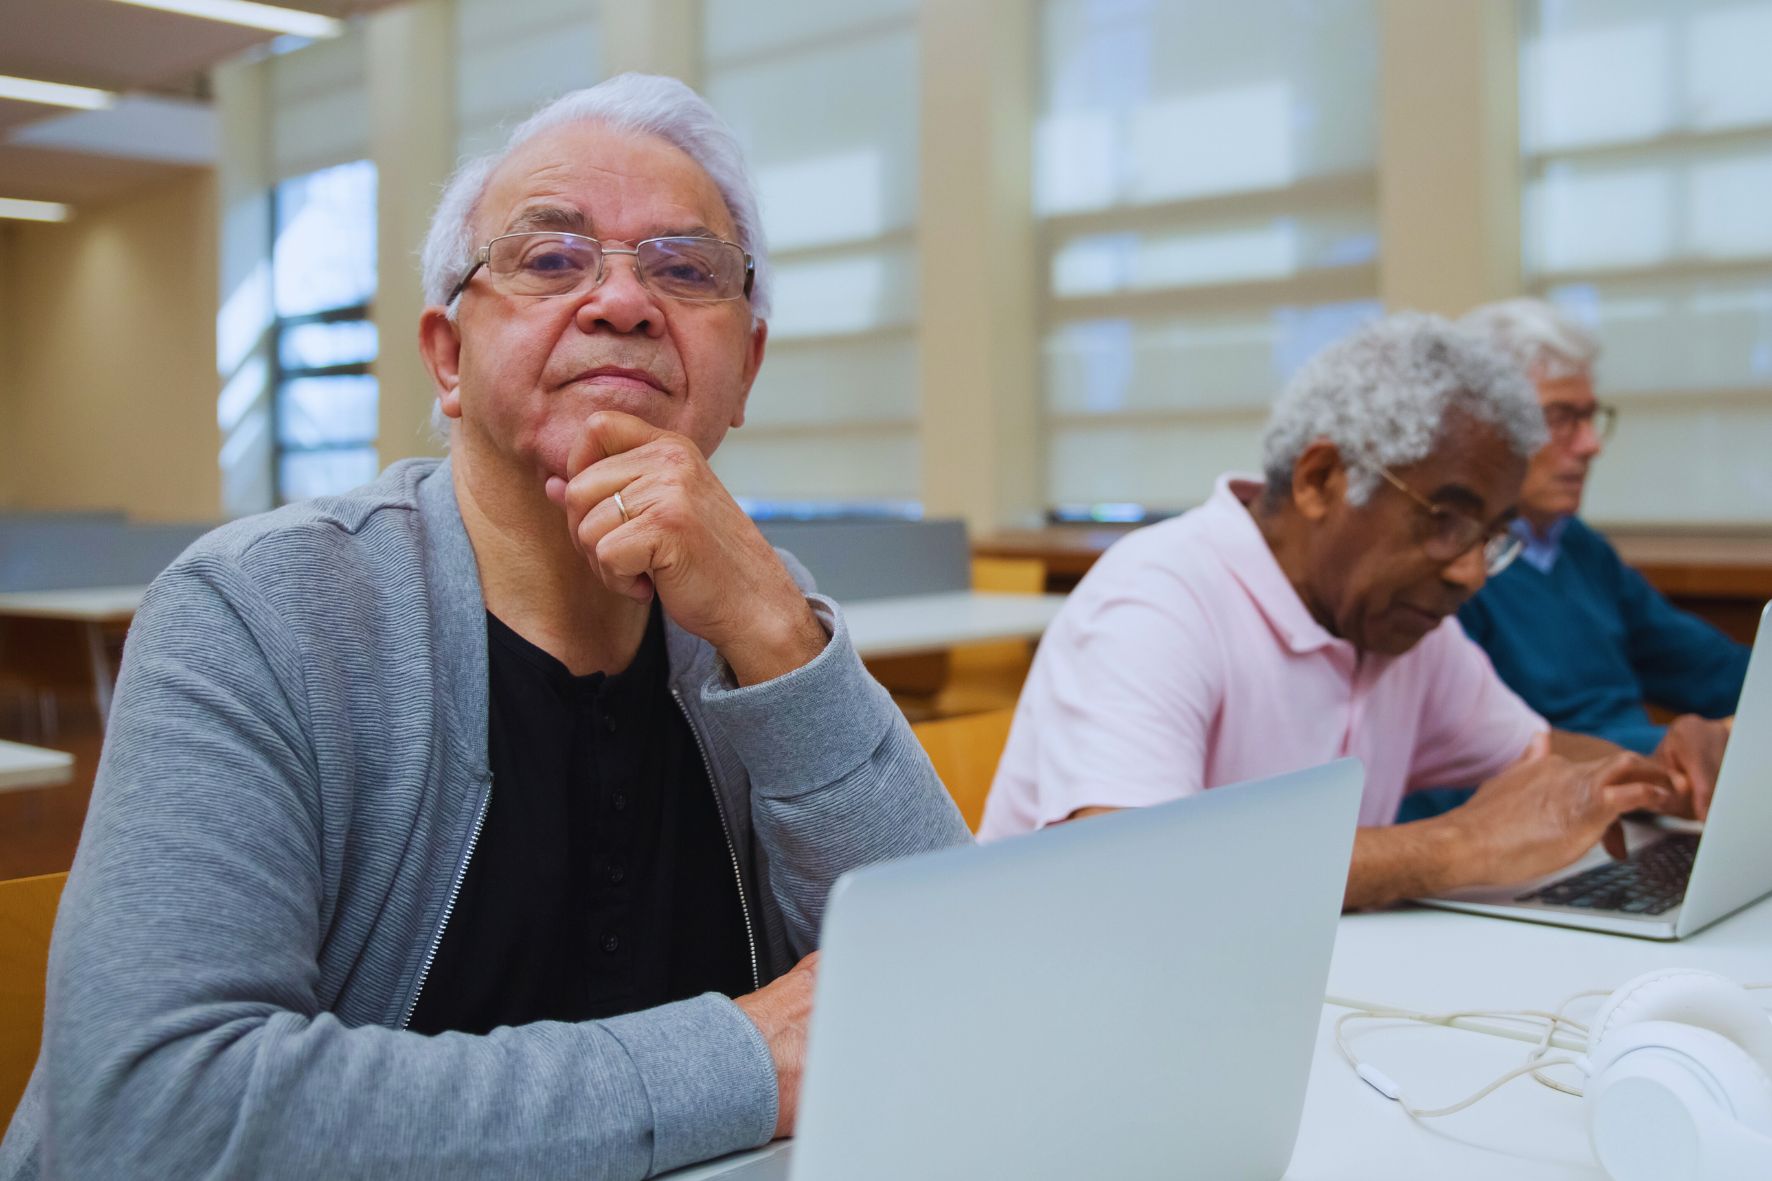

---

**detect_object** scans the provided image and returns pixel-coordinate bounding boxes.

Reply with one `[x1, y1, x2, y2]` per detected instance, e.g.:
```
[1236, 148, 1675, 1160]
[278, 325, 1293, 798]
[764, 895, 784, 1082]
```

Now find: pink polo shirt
[978, 475, 1547, 840]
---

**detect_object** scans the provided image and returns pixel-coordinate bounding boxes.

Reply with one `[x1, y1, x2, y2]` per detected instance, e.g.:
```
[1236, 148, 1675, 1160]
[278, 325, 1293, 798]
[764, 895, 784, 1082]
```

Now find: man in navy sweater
[1454, 298, 1749, 819]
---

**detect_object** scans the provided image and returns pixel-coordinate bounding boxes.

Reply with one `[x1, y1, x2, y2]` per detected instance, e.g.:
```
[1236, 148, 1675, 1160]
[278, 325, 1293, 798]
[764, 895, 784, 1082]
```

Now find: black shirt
[407, 605, 753, 1035]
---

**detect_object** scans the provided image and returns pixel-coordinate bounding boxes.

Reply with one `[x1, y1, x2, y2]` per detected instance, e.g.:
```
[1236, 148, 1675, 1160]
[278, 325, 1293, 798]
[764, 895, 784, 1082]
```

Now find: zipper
[400, 775, 493, 1029]
[673, 687, 761, 993]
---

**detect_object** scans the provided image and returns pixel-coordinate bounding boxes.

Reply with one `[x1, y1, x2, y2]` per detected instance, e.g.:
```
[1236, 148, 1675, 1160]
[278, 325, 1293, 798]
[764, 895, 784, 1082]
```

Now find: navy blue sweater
[1458, 517, 1750, 754]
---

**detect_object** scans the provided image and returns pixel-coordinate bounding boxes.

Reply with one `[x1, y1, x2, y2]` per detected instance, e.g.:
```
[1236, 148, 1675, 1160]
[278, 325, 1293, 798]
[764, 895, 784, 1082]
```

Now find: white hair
[1260, 311, 1548, 504]
[419, 73, 772, 321]
[1457, 297, 1599, 382]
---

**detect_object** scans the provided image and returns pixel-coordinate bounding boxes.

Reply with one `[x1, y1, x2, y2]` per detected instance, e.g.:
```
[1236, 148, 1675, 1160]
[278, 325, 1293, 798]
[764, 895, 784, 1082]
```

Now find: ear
[419, 307, 465, 420]
[729, 317, 768, 429]
[1289, 439, 1349, 524]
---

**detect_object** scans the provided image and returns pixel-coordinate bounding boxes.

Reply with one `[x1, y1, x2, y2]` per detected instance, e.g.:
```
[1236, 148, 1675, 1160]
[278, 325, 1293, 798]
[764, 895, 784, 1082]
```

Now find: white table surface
[0, 585, 146, 623]
[666, 897, 1772, 1180]
[841, 591, 1068, 659]
[0, 738, 75, 792]
[0, 587, 1069, 654]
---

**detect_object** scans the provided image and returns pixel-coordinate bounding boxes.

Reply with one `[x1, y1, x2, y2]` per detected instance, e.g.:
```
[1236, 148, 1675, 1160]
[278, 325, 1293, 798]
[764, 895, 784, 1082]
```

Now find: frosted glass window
[279, 319, 378, 371]
[455, 0, 600, 160]
[703, 28, 917, 250]
[277, 376, 379, 449]
[1522, 0, 1772, 523]
[1546, 278, 1772, 394]
[1045, 301, 1383, 418]
[1527, 164, 1675, 274]
[278, 448, 381, 502]
[1037, 0, 1379, 512]
[767, 245, 916, 341]
[700, 0, 920, 512]
[1524, 0, 1772, 153]
[1687, 3, 1772, 129]
[1036, 0, 1378, 215]
[270, 160, 379, 503]
[741, 335, 918, 428]
[1526, 144, 1772, 275]
[1051, 213, 1377, 298]
[703, 0, 914, 63]
[272, 160, 377, 318]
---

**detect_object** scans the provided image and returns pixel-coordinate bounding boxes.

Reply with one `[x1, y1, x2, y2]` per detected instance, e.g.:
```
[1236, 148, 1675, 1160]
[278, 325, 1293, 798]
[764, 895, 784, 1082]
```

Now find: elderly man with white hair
[0, 75, 967, 1181]
[979, 312, 1683, 910]
[1449, 298, 1747, 820]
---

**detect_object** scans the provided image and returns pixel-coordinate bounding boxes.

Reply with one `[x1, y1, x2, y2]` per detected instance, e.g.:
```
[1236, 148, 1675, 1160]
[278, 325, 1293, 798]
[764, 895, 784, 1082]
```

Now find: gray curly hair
[419, 73, 772, 321]
[1458, 297, 1600, 382]
[1260, 311, 1548, 505]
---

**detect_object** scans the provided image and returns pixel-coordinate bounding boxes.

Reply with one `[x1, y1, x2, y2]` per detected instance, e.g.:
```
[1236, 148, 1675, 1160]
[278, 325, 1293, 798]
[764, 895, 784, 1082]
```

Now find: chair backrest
[911, 708, 1017, 833]
[1, 872, 66, 1127]
[971, 556, 1045, 595]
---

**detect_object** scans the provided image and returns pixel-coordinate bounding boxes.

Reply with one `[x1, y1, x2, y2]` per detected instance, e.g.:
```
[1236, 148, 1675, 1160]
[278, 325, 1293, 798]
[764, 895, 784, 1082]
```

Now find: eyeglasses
[1370, 465, 1523, 577]
[1543, 401, 1617, 443]
[446, 231, 755, 306]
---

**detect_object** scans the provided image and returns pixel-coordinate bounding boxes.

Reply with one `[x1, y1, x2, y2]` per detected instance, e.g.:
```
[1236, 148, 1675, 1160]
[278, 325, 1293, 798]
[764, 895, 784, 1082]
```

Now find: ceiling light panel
[107, 0, 344, 39]
[0, 76, 116, 111]
[0, 198, 73, 223]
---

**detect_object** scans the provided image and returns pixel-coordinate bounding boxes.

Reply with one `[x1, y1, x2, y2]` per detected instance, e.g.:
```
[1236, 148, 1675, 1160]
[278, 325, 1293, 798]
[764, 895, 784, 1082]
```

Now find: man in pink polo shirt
[979, 313, 1679, 910]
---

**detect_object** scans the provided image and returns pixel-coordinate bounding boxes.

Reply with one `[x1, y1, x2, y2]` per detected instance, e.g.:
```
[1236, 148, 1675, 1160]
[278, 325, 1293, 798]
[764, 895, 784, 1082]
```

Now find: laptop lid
[1678, 600, 1772, 936]
[788, 759, 1363, 1181]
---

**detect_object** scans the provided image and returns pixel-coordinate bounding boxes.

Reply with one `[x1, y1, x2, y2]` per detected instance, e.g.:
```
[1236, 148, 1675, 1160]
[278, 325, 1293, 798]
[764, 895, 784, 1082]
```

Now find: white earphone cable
[1328, 983, 1772, 1120]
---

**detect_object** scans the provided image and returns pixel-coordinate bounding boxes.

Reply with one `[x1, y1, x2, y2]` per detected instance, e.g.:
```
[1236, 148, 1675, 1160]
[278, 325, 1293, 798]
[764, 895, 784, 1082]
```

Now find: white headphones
[1334, 969, 1772, 1181]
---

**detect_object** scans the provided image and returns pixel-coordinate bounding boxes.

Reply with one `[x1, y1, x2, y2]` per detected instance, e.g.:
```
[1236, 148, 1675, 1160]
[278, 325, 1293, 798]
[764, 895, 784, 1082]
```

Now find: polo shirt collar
[1200, 473, 1351, 658]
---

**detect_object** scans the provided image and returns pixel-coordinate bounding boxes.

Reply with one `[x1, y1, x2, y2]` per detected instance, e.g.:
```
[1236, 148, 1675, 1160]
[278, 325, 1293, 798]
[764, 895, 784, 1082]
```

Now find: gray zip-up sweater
[0, 458, 970, 1180]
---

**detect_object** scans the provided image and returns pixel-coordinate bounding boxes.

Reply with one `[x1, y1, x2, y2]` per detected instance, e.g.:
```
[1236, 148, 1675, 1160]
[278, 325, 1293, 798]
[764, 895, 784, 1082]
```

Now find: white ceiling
[0, 0, 402, 209]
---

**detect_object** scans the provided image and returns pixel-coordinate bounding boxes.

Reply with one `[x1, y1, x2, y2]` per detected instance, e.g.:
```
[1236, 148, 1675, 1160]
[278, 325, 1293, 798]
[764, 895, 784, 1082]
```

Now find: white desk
[0, 587, 1064, 723]
[0, 586, 146, 623]
[841, 592, 1068, 659]
[665, 897, 1772, 1180]
[0, 738, 74, 792]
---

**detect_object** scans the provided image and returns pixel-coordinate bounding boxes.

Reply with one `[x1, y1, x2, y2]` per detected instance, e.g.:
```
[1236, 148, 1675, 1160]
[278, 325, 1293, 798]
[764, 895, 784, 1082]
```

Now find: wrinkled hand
[545, 411, 827, 684]
[733, 951, 820, 1140]
[1449, 750, 1680, 886]
[1653, 714, 1732, 821]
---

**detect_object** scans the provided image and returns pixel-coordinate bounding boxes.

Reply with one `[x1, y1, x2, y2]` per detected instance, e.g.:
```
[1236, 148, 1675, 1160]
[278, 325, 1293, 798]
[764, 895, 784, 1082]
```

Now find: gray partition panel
[0, 520, 215, 593]
[756, 518, 970, 602]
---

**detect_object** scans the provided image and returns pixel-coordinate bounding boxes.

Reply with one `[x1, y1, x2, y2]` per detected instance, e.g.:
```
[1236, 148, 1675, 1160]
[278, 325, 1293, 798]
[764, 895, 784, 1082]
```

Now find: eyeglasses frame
[445, 230, 756, 307]
[1369, 464, 1524, 577]
[1542, 400, 1618, 444]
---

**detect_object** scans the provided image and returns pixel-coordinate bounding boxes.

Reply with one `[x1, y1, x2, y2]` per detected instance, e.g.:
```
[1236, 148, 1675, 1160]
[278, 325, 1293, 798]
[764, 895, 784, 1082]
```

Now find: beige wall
[5, 171, 221, 521]
[0, 223, 18, 507]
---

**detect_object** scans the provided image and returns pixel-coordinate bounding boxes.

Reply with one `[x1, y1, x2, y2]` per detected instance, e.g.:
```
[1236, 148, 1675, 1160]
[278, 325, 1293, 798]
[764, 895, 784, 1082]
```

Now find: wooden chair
[911, 707, 1017, 833]
[1, 871, 65, 1127]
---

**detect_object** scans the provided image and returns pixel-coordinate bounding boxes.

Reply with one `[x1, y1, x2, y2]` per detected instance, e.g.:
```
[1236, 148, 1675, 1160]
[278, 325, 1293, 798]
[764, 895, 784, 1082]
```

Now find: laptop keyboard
[1514, 831, 1700, 916]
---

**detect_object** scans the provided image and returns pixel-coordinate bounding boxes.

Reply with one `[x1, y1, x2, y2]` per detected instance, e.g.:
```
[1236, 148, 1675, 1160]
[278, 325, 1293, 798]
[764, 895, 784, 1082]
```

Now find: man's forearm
[1549, 728, 1620, 763]
[1344, 818, 1475, 911]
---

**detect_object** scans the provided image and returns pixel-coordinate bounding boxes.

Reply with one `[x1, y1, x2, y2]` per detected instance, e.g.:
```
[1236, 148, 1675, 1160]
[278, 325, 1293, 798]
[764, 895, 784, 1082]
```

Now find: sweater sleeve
[37, 563, 775, 1181]
[1596, 530, 1752, 718]
[695, 590, 973, 957]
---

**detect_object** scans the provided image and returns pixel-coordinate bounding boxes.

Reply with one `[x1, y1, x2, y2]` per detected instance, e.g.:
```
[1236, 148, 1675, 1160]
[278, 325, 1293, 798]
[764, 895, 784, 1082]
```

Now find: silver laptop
[675, 759, 1362, 1181]
[1418, 599, 1772, 941]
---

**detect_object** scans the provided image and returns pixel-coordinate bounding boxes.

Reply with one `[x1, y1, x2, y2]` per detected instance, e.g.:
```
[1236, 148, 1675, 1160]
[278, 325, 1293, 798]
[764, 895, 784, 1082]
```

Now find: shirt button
[601, 933, 620, 954]
[608, 865, 625, 885]
[611, 792, 628, 812]
[602, 713, 618, 735]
